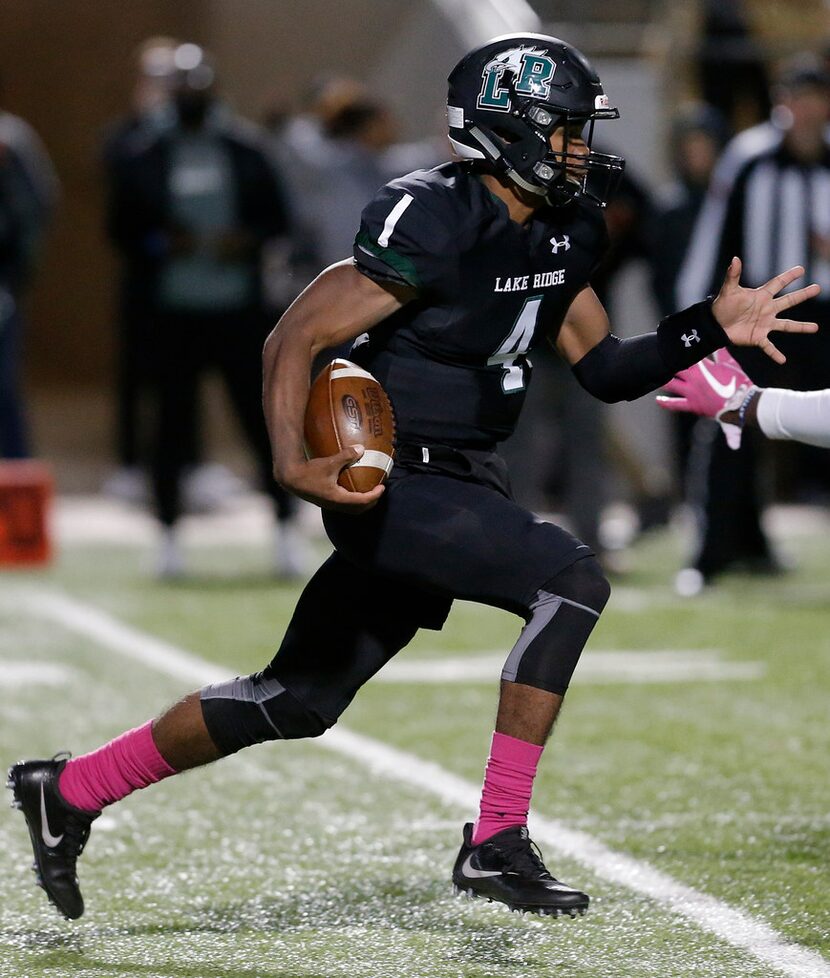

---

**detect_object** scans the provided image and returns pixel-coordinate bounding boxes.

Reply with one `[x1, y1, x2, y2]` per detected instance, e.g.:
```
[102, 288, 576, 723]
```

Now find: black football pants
[201, 460, 610, 752]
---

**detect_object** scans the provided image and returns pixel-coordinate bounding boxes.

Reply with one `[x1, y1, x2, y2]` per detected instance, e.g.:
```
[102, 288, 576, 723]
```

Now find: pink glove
[656, 349, 757, 449]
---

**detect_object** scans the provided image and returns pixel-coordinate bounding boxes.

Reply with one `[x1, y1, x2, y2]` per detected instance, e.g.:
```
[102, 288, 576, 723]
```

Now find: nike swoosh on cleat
[40, 784, 64, 848]
[698, 360, 737, 399]
[460, 853, 502, 878]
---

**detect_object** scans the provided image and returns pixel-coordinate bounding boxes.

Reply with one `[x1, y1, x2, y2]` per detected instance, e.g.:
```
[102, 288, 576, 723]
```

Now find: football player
[658, 347, 830, 449]
[8, 34, 819, 921]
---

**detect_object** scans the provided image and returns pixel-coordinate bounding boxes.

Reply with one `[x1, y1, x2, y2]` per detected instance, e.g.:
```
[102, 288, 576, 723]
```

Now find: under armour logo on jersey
[550, 235, 570, 254]
[681, 330, 701, 348]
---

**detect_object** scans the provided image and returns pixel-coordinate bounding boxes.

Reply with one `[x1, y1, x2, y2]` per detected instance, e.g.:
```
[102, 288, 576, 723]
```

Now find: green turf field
[1, 510, 828, 978]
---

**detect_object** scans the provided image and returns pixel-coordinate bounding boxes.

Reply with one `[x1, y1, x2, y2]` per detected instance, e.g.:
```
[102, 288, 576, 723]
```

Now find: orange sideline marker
[0, 460, 53, 566]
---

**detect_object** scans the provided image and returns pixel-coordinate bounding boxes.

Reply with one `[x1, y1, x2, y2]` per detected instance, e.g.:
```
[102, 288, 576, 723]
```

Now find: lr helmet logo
[478, 47, 556, 113]
[550, 234, 570, 254]
[682, 330, 700, 348]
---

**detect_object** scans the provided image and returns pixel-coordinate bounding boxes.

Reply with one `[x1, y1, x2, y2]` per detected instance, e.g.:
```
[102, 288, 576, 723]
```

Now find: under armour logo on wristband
[681, 330, 700, 347]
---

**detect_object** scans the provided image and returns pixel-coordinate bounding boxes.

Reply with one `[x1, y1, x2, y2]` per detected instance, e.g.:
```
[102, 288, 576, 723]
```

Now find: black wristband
[655, 297, 728, 373]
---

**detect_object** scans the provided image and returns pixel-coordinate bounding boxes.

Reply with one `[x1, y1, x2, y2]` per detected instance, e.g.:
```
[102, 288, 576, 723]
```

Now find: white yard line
[0, 662, 77, 688]
[7, 588, 830, 978]
[377, 650, 765, 684]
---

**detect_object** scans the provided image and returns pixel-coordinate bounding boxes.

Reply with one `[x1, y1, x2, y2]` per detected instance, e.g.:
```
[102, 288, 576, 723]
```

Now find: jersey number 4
[487, 295, 543, 392]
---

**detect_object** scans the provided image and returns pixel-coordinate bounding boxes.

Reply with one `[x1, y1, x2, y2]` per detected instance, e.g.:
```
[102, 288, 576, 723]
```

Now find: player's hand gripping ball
[304, 359, 396, 492]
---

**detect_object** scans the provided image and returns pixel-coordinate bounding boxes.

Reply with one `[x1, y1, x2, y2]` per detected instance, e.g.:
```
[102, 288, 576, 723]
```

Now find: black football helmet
[447, 33, 624, 207]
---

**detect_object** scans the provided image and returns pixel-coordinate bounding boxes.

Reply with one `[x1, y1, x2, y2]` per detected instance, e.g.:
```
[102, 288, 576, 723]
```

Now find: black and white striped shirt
[677, 121, 830, 306]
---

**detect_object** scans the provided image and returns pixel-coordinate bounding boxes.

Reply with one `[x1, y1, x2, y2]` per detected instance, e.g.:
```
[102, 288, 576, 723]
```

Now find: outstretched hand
[712, 257, 820, 364]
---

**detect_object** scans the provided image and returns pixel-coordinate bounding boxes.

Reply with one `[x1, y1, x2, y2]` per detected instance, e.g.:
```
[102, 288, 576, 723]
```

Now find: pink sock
[472, 731, 543, 845]
[58, 720, 177, 813]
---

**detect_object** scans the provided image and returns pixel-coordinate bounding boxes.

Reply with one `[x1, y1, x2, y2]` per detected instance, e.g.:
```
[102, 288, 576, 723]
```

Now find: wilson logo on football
[341, 394, 363, 429]
[363, 386, 385, 437]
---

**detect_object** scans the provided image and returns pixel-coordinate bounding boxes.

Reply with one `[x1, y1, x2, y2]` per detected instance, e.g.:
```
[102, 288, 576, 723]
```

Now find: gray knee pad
[502, 556, 610, 695]
[200, 672, 332, 756]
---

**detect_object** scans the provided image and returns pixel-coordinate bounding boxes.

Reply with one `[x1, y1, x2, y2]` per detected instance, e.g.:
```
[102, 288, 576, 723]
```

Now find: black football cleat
[7, 755, 99, 920]
[452, 822, 589, 917]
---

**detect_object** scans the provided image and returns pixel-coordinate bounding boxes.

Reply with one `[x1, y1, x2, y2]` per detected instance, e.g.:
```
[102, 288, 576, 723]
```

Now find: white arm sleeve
[756, 388, 830, 448]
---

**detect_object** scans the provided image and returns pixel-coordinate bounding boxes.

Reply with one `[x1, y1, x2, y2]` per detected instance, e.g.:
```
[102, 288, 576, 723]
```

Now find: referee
[676, 55, 830, 587]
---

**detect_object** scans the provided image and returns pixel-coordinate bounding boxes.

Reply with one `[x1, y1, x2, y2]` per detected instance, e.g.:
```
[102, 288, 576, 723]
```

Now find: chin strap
[505, 167, 548, 196]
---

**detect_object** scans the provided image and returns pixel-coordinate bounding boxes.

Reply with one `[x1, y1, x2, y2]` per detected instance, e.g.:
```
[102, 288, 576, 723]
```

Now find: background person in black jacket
[101, 37, 180, 503]
[108, 44, 300, 578]
[0, 127, 54, 460]
[651, 103, 731, 492]
[0, 142, 31, 458]
[676, 56, 830, 592]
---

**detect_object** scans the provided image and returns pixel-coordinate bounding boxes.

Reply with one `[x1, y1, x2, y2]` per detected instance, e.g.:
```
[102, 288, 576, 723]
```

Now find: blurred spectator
[652, 104, 730, 317]
[592, 162, 653, 308]
[0, 80, 57, 459]
[108, 44, 301, 577]
[592, 163, 667, 542]
[0, 73, 59, 247]
[260, 100, 316, 314]
[695, 0, 770, 133]
[651, 103, 731, 485]
[102, 37, 179, 170]
[379, 105, 448, 181]
[263, 76, 398, 310]
[499, 342, 609, 556]
[259, 77, 357, 308]
[676, 54, 830, 589]
[264, 76, 367, 223]
[0, 143, 37, 458]
[308, 84, 399, 270]
[263, 79, 447, 313]
[102, 38, 180, 501]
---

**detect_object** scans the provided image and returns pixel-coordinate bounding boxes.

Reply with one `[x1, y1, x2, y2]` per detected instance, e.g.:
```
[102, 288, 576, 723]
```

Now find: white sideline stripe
[377, 650, 766, 685]
[10, 591, 228, 687]
[8, 589, 829, 978]
[0, 661, 76, 688]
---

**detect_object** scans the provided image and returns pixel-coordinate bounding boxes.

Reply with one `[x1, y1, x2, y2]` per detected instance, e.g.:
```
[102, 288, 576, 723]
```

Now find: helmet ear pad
[485, 116, 547, 168]
[471, 113, 573, 198]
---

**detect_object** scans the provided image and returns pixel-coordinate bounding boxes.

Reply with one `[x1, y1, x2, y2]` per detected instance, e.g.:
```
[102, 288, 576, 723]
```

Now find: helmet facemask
[524, 104, 624, 207]
[467, 90, 624, 207]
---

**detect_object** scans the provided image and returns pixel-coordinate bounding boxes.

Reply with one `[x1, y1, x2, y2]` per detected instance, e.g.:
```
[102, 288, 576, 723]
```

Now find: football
[304, 358, 396, 492]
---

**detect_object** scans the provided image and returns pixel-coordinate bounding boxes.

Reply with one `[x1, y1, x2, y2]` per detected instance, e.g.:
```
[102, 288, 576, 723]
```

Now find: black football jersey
[352, 162, 608, 448]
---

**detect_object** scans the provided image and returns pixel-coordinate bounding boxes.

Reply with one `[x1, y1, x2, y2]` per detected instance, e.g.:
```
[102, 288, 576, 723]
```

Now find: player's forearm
[263, 264, 371, 484]
[722, 388, 830, 448]
[262, 261, 410, 485]
[262, 320, 315, 485]
[572, 300, 728, 403]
